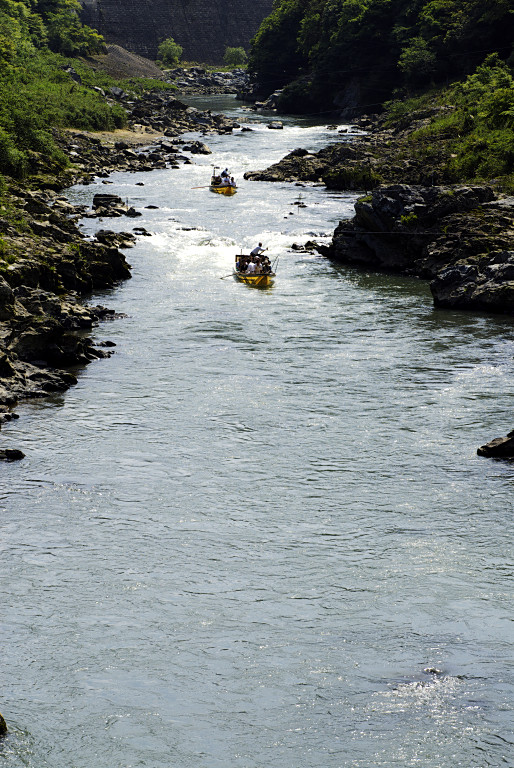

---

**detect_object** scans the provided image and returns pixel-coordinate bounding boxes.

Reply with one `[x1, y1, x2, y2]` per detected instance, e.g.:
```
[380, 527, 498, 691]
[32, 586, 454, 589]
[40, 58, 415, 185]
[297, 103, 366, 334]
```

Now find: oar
[191, 185, 211, 189]
[219, 273, 234, 280]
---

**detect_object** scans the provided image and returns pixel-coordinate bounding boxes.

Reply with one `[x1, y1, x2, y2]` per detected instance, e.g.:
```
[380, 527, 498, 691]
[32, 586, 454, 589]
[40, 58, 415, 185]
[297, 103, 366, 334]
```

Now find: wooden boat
[233, 255, 275, 287]
[210, 176, 237, 195]
[210, 168, 237, 195]
[233, 270, 275, 287]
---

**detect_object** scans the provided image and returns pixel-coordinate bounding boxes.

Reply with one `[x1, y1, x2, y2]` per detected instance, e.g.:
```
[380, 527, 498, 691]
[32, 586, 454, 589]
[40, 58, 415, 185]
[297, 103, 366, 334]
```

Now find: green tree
[398, 36, 437, 86]
[249, 0, 513, 112]
[157, 37, 183, 66]
[223, 46, 247, 67]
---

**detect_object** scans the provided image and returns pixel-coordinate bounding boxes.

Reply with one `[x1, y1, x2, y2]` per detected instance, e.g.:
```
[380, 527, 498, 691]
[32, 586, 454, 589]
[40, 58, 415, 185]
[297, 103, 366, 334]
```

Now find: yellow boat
[233, 255, 275, 287]
[210, 168, 237, 195]
[210, 182, 237, 195]
[233, 270, 275, 287]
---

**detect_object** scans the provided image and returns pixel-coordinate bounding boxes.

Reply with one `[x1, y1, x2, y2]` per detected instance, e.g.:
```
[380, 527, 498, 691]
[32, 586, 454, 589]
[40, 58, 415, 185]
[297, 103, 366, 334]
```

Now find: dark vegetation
[248, 0, 514, 188]
[248, 0, 513, 110]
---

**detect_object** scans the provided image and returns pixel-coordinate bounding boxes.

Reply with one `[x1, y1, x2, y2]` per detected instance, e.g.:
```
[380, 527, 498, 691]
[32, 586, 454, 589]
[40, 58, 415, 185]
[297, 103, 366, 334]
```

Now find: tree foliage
[223, 46, 247, 67]
[0, 0, 127, 178]
[248, 0, 513, 111]
[157, 36, 183, 66]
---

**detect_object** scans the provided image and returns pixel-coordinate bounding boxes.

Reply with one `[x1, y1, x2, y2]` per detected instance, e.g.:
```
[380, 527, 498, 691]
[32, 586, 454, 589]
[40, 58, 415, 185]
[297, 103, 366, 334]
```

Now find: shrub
[157, 37, 183, 67]
[223, 46, 247, 67]
[0, 128, 29, 178]
[323, 165, 382, 190]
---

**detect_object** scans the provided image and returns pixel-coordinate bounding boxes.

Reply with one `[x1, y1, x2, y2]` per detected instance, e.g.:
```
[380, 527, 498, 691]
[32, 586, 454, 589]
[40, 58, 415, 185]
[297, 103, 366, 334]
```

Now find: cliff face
[81, 0, 274, 64]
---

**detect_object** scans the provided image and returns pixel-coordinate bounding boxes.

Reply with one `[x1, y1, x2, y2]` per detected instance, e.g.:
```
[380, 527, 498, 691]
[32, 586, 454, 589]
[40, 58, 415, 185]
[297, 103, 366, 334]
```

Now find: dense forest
[0, 0, 126, 179]
[248, 0, 514, 188]
[248, 0, 513, 112]
[0, 0, 513, 190]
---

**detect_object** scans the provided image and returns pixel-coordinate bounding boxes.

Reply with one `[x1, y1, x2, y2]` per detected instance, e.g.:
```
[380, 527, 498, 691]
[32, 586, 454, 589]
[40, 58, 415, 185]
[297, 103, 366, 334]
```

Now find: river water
[1, 96, 513, 768]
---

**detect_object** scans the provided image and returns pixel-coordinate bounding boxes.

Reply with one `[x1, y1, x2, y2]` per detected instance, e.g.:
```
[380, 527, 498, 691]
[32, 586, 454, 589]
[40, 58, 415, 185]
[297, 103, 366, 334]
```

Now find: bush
[157, 37, 183, 67]
[0, 128, 29, 178]
[223, 46, 247, 67]
[323, 165, 382, 190]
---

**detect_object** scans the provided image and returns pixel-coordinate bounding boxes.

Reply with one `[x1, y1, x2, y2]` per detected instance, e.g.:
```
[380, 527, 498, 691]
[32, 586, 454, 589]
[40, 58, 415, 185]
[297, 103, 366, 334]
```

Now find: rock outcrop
[478, 430, 514, 459]
[0, 182, 133, 409]
[165, 67, 248, 96]
[322, 184, 514, 314]
[244, 142, 367, 184]
[81, 0, 274, 64]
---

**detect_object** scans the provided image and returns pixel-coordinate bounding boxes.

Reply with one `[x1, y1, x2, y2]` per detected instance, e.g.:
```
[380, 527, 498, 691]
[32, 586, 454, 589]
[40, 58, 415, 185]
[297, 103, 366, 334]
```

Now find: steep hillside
[248, 0, 513, 114]
[0, 0, 129, 180]
[80, 0, 274, 64]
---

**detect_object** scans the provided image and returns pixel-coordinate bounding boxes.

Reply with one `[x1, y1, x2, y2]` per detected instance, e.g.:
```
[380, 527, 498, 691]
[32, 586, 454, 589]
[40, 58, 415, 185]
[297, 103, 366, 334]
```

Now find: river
[1, 96, 513, 768]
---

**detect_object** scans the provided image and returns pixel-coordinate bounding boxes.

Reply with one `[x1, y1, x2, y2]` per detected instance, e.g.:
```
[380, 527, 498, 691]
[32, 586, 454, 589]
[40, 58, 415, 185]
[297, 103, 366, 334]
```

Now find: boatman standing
[250, 242, 266, 257]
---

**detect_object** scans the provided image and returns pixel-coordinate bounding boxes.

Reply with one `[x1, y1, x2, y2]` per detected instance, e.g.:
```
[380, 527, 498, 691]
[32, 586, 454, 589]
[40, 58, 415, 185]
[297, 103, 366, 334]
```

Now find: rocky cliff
[81, 0, 274, 64]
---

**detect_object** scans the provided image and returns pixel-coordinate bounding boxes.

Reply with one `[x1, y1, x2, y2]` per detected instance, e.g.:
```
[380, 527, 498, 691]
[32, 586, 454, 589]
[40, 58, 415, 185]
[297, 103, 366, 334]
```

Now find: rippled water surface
[1, 97, 513, 768]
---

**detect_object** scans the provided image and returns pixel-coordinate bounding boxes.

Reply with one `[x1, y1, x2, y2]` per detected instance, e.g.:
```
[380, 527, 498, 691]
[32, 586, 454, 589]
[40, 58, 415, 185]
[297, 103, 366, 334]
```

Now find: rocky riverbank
[320, 184, 514, 314]
[163, 67, 249, 96]
[244, 111, 514, 316]
[0, 93, 241, 457]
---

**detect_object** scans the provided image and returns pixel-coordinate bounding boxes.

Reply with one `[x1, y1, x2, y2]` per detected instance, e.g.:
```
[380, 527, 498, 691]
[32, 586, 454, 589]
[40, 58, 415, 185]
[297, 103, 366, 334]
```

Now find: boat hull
[210, 185, 237, 196]
[233, 270, 275, 287]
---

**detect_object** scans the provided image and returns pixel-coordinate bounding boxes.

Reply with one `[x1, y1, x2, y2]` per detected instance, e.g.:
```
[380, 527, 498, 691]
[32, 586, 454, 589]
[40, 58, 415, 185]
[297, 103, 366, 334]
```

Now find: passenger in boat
[230, 176, 237, 187]
[261, 256, 271, 273]
[221, 176, 231, 186]
[254, 258, 263, 274]
[246, 259, 256, 274]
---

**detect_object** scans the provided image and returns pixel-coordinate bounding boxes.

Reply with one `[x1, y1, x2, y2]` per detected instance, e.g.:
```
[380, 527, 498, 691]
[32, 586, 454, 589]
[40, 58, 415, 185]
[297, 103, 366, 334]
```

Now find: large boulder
[0, 449, 25, 462]
[92, 193, 125, 209]
[431, 251, 514, 312]
[324, 183, 514, 313]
